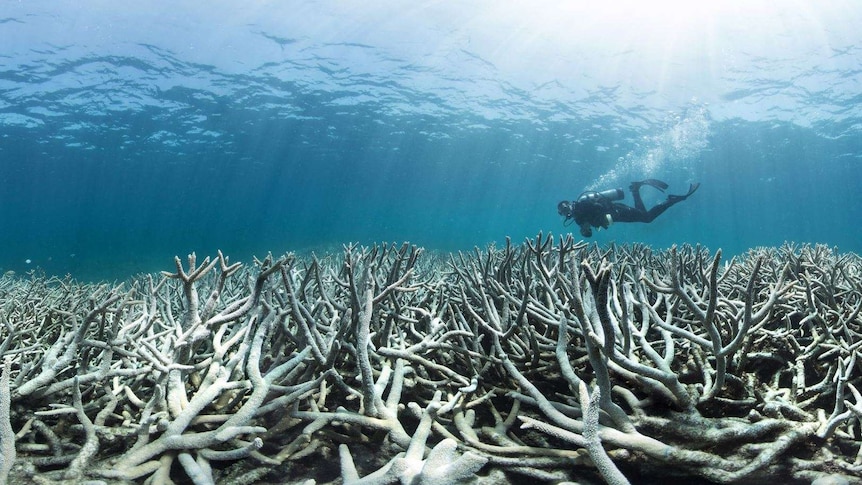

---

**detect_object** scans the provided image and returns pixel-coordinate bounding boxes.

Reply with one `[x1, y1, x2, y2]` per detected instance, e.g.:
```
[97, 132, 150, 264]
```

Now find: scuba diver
[557, 179, 700, 238]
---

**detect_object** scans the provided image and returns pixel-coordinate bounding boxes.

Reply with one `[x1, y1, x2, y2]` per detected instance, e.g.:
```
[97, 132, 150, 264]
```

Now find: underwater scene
[1, 1, 861, 484]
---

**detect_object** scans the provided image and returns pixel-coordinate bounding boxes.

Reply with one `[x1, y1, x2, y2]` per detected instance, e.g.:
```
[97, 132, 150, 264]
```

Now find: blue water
[1, 1, 861, 280]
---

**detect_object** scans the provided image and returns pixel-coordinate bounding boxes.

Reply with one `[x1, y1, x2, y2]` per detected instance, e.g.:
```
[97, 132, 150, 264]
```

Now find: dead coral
[0, 237, 859, 484]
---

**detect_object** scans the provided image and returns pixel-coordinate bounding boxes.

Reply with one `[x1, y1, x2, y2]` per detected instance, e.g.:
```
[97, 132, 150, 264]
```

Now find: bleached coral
[0, 238, 859, 484]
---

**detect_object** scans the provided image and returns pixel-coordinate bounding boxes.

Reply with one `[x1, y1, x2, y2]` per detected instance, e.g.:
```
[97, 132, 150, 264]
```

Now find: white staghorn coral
[0, 239, 860, 484]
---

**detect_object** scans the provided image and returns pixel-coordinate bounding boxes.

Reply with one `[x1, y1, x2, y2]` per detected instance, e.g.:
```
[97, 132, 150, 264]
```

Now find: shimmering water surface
[1, 1, 861, 280]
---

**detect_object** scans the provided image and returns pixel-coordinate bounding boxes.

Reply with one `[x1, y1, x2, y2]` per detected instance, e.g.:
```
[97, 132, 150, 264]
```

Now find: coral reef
[0, 234, 861, 484]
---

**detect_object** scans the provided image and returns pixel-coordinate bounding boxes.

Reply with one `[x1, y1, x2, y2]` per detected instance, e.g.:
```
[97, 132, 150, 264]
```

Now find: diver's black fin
[685, 182, 700, 197]
[667, 183, 700, 203]
[641, 179, 669, 191]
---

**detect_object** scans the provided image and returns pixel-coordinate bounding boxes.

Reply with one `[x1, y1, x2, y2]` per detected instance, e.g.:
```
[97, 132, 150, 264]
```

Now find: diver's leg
[629, 179, 670, 213]
[642, 200, 676, 222]
[609, 204, 642, 223]
[628, 183, 647, 212]
[642, 183, 700, 222]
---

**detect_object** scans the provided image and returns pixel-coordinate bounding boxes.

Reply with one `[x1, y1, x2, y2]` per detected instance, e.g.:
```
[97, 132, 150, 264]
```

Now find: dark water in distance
[1, 1, 861, 280]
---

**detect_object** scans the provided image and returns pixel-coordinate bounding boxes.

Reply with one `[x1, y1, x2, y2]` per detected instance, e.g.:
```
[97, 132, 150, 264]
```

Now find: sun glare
[459, 0, 839, 107]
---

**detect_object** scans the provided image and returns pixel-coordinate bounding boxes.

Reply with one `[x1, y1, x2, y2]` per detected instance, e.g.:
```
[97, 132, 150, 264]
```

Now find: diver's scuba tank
[596, 188, 624, 201]
[577, 188, 625, 204]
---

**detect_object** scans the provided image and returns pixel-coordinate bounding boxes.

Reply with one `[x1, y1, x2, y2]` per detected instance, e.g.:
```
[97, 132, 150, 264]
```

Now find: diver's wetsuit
[559, 179, 699, 238]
